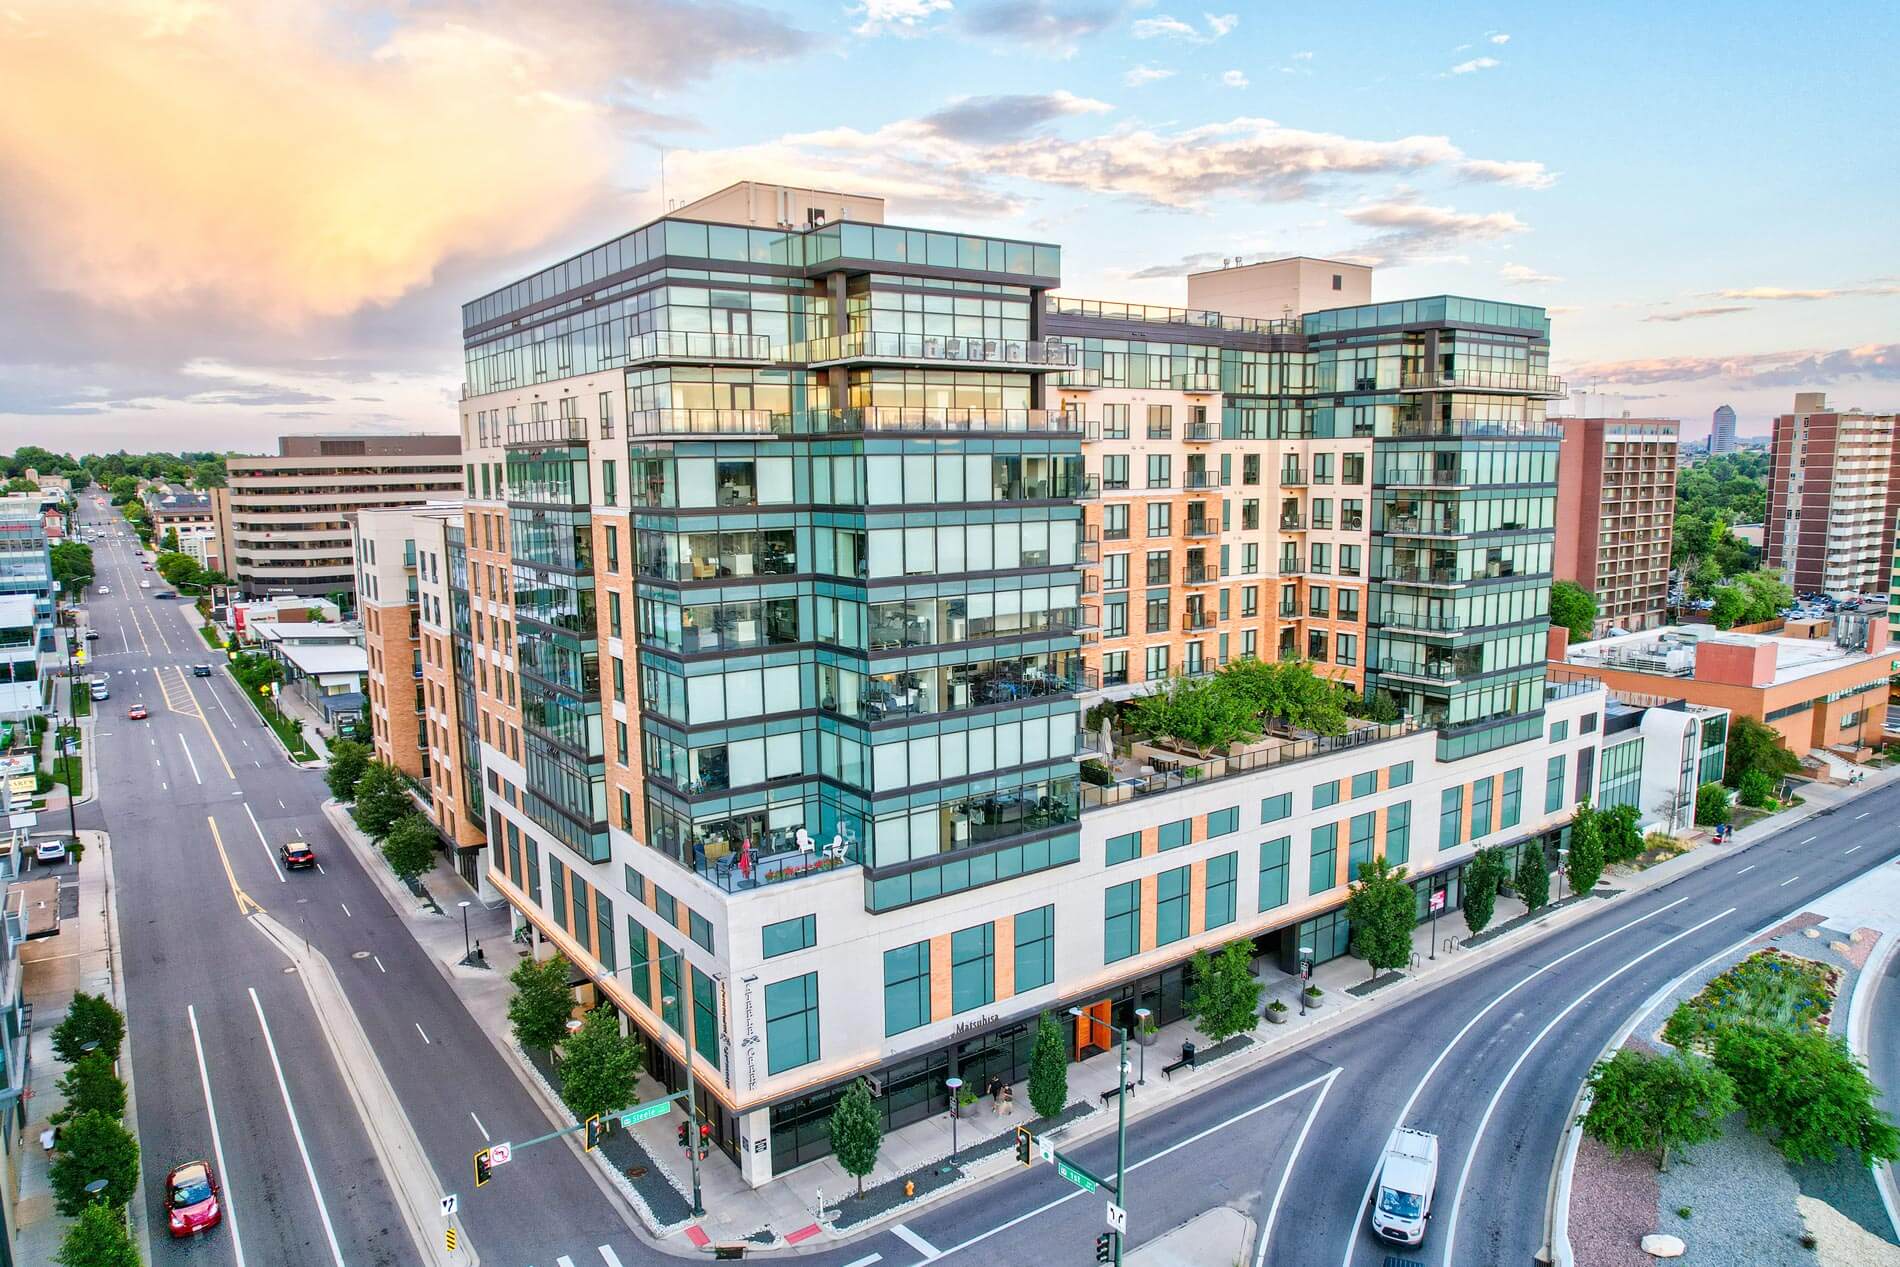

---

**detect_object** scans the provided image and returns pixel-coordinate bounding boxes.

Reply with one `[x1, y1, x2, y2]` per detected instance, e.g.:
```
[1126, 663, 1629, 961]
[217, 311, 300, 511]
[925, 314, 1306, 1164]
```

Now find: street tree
[325, 739, 372, 802]
[1601, 803, 1644, 864]
[1548, 581, 1598, 642]
[1713, 1025, 1900, 1166]
[507, 955, 574, 1052]
[559, 1006, 645, 1122]
[1028, 1012, 1069, 1119]
[349, 761, 411, 839]
[1723, 714, 1799, 789]
[50, 541, 94, 594]
[1345, 855, 1414, 982]
[1462, 846, 1506, 935]
[829, 1078, 883, 1197]
[161, 527, 179, 552]
[52, 992, 124, 1064]
[51, 1056, 126, 1127]
[1516, 839, 1550, 912]
[1186, 939, 1264, 1041]
[380, 812, 439, 882]
[55, 1201, 142, 1267]
[1695, 782, 1731, 828]
[1566, 803, 1607, 896]
[1581, 1048, 1736, 1171]
[50, 1110, 140, 1215]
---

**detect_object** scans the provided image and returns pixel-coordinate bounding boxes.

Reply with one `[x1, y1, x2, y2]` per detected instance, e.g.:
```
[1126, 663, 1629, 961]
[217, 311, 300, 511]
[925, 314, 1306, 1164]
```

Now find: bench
[1098, 1081, 1135, 1104]
[1161, 1043, 1199, 1081]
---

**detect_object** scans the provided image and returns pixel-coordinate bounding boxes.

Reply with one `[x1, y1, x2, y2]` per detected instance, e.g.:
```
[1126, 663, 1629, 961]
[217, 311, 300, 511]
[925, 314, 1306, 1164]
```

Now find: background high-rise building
[1553, 417, 1679, 635]
[1710, 404, 1738, 455]
[1765, 394, 1900, 597]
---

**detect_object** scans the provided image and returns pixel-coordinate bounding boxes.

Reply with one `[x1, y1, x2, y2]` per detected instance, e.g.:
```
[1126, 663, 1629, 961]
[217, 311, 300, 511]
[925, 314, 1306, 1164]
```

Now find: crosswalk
[534, 1247, 626, 1267]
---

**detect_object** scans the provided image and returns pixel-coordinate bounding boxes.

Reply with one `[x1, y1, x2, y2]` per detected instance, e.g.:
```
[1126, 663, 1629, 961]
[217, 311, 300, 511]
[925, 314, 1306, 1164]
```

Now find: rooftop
[1565, 621, 1890, 687]
[278, 643, 368, 677]
[0, 595, 36, 629]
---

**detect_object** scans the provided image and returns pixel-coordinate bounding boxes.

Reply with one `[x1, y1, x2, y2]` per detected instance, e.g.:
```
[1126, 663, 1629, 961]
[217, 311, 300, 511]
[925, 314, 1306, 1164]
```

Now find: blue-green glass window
[1440, 786, 1464, 849]
[1545, 754, 1566, 813]
[658, 945, 682, 1033]
[1386, 803, 1411, 865]
[1204, 853, 1238, 930]
[549, 857, 568, 925]
[1351, 770, 1378, 798]
[1309, 824, 1338, 894]
[1549, 720, 1569, 743]
[1205, 806, 1239, 838]
[1262, 793, 1292, 824]
[1158, 818, 1192, 851]
[595, 894, 616, 972]
[654, 886, 677, 927]
[571, 872, 588, 941]
[763, 914, 816, 959]
[1014, 905, 1055, 992]
[624, 916, 650, 1004]
[691, 967, 720, 1067]
[689, 911, 714, 953]
[1259, 836, 1291, 910]
[1472, 779, 1494, 838]
[1597, 740, 1642, 811]
[1501, 768, 1523, 829]
[765, 972, 819, 1075]
[623, 864, 644, 901]
[525, 838, 540, 904]
[1105, 881, 1140, 963]
[1155, 867, 1190, 946]
[1106, 830, 1142, 865]
[950, 924, 995, 1014]
[1348, 812, 1376, 880]
[883, 941, 931, 1036]
[1313, 780, 1340, 810]
[1388, 761, 1414, 788]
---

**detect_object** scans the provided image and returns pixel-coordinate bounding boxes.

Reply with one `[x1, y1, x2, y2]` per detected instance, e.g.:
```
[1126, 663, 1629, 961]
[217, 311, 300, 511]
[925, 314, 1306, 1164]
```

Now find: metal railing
[1081, 716, 1425, 808]
[1183, 520, 1219, 538]
[627, 331, 772, 363]
[798, 332, 1078, 369]
[1399, 370, 1567, 396]
[1184, 563, 1218, 585]
[1381, 469, 1469, 487]
[1183, 471, 1223, 490]
[1184, 422, 1218, 442]
[1383, 565, 1463, 585]
[1279, 514, 1307, 530]
[1045, 294, 1300, 336]
[504, 417, 591, 447]
[1279, 469, 1307, 486]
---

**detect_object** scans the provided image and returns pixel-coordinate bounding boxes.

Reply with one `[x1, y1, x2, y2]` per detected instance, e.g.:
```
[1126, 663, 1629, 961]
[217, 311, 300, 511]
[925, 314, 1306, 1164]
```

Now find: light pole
[1070, 1006, 1130, 1266]
[945, 1076, 963, 1160]
[84, 1178, 109, 1204]
[60, 595, 79, 851]
[458, 899, 473, 964]
[662, 992, 705, 1217]
[1133, 1008, 1151, 1086]
[1556, 846, 1569, 904]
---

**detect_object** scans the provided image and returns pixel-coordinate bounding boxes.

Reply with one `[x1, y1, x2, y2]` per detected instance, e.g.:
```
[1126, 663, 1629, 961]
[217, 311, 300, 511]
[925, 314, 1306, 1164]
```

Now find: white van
[1371, 1127, 1438, 1246]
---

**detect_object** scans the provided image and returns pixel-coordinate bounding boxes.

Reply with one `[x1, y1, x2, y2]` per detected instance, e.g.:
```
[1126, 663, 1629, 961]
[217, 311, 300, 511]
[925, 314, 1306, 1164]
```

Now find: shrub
[1712, 1025, 1900, 1166]
[1737, 767, 1776, 809]
[55, 1201, 141, 1267]
[1694, 782, 1731, 828]
[1028, 1012, 1069, 1119]
[1662, 949, 1833, 1050]
[1581, 1048, 1735, 1171]
[1601, 803, 1644, 864]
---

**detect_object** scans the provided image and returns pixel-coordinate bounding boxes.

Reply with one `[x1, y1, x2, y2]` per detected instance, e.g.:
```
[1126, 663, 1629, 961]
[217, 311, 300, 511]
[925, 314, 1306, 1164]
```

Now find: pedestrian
[987, 1076, 1001, 1114]
[1001, 1084, 1014, 1116]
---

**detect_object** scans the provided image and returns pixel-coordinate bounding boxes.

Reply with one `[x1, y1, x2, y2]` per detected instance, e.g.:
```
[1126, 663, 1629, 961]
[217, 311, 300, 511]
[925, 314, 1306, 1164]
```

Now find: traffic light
[473, 1148, 492, 1188]
[584, 1115, 603, 1152]
[677, 1121, 690, 1149]
[1095, 1232, 1114, 1263]
[1015, 1125, 1033, 1166]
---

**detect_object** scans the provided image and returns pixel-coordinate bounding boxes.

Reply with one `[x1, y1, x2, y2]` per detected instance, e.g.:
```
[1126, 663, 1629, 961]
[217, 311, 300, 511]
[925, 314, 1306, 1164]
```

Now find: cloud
[1125, 251, 1228, 280]
[1710, 283, 1900, 301]
[1455, 157, 1557, 190]
[1205, 12, 1239, 38]
[1341, 197, 1529, 264]
[1448, 57, 1500, 75]
[960, 0, 1122, 56]
[850, 0, 953, 37]
[1220, 69, 1249, 88]
[921, 91, 1112, 142]
[1645, 306, 1752, 323]
[1124, 64, 1175, 87]
[1489, 32, 1511, 44]
[1568, 343, 1900, 388]
[1293, 50, 1315, 60]
[1132, 12, 1236, 42]
[1501, 263, 1562, 286]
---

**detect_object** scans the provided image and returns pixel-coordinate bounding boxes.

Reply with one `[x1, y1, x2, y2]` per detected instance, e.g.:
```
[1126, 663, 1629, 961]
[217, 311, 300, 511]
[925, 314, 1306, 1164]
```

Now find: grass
[197, 621, 224, 649]
[71, 689, 91, 718]
[49, 752, 82, 796]
[1662, 947, 1837, 1051]
[239, 687, 316, 761]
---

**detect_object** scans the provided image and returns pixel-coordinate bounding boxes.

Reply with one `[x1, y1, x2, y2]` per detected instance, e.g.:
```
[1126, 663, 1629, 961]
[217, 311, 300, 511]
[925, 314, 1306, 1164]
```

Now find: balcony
[1079, 535, 1101, 564]
[800, 332, 1078, 372]
[1276, 555, 1305, 575]
[1399, 370, 1567, 398]
[504, 416, 590, 447]
[1076, 473, 1101, 501]
[1184, 421, 1218, 443]
[1279, 469, 1308, 487]
[812, 407, 1083, 437]
[1374, 612, 1463, 636]
[1383, 565, 1463, 587]
[1080, 716, 1425, 809]
[1184, 563, 1219, 585]
[1383, 514, 1465, 537]
[628, 331, 773, 365]
[692, 836, 861, 895]
[1183, 519, 1219, 539]
[627, 408, 783, 438]
[1176, 372, 1220, 394]
[1183, 470, 1224, 490]
[1054, 368, 1104, 390]
[1381, 469, 1471, 489]
[1390, 417, 1565, 440]
[1378, 662, 1466, 686]
[1182, 610, 1216, 630]
[1279, 514, 1308, 531]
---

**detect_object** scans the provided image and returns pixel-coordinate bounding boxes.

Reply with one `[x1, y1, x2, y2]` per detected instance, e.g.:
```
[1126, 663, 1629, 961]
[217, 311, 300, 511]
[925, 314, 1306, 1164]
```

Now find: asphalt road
[69, 494, 1900, 1267]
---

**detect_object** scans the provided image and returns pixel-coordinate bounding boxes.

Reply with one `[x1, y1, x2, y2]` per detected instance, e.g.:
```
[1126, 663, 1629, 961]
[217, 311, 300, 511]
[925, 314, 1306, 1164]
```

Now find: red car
[165, 1160, 222, 1237]
[127, 703, 149, 720]
[280, 842, 316, 870]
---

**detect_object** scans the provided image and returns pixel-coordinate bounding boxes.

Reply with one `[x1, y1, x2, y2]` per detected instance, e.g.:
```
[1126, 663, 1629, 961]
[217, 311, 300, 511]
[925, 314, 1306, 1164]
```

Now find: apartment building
[441, 181, 1622, 1187]
[354, 507, 427, 781]
[149, 490, 224, 569]
[222, 435, 464, 599]
[1554, 416, 1679, 635]
[0, 496, 54, 651]
[1766, 393, 1900, 598]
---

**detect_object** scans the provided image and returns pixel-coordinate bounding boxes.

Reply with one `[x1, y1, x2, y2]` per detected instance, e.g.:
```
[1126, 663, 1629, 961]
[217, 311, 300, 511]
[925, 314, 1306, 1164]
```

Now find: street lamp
[457, 899, 473, 964]
[661, 992, 705, 1217]
[59, 596, 79, 852]
[84, 1178, 109, 1203]
[944, 1076, 963, 1160]
[1132, 1008, 1151, 1086]
[1070, 1006, 1130, 1266]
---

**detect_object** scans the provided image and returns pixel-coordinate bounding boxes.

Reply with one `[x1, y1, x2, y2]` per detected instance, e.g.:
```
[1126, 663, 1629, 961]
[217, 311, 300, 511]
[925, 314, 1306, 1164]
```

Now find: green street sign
[620, 1102, 672, 1128]
[1056, 1155, 1103, 1194]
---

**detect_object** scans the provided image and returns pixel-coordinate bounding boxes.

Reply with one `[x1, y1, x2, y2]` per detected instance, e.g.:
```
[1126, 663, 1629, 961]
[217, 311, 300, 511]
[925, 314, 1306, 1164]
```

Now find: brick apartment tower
[1766, 393, 1900, 598]
[1553, 416, 1679, 635]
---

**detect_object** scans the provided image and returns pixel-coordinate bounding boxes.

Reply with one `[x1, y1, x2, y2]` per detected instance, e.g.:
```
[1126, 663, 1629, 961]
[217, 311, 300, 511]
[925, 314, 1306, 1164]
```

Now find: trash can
[1180, 1040, 1196, 1066]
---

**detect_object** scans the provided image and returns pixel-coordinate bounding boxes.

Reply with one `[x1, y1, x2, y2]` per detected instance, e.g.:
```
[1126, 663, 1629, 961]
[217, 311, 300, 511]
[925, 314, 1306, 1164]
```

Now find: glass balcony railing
[1390, 417, 1565, 440]
[1383, 565, 1463, 585]
[1182, 519, 1219, 538]
[1053, 368, 1103, 390]
[1184, 563, 1218, 585]
[628, 331, 773, 363]
[624, 407, 1086, 439]
[1184, 421, 1218, 442]
[504, 416, 590, 447]
[1399, 370, 1567, 397]
[1045, 294, 1300, 336]
[1279, 469, 1307, 486]
[1183, 470, 1224, 490]
[797, 332, 1078, 370]
[1380, 469, 1471, 488]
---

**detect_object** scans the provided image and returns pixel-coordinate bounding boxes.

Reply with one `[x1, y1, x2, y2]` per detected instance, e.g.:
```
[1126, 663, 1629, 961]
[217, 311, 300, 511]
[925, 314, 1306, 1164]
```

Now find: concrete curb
[96, 831, 155, 1266]
[1846, 923, 1900, 1239]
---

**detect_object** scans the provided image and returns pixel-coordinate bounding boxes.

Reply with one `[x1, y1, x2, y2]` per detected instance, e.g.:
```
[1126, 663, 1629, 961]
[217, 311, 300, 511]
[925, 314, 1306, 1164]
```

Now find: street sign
[489, 1141, 513, 1166]
[1429, 888, 1446, 913]
[620, 1101, 672, 1128]
[440, 1194, 458, 1218]
[1037, 1136, 1056, 1164]
[1106, 1200, 1127, 1234]
[1056, 1155, 1104, 1195]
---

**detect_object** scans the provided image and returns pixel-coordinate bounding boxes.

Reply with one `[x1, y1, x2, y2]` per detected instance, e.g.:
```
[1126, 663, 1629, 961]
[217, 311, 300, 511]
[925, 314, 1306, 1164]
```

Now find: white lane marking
[188, 1005, 249, 1267]
[471, 1112, 489, 1141]
[161, 781, 168, 791]
[890, 1225, 940, 1261]
[558, 1257, 577, 1267]
[416, 1022, 432, 1044]
[278, 799, 285, 808]
[1256, 1067, 1340, 1267]
[1438, 907, 1737, 1267]
[247, 988, 347, 1267]
[842, 1256, 884, 1267]
[176, 732, 203, 785]
[933, 1070, 1337, 1262]
[1780, 874, 1800, 887]
[1856, 811, 1870, 820]
[1736, 864, 1756, 875]
[242, 801, 287, 884]
[1800, 835, 1817, 845]
[598, 1248, 625, 1267]
[340, 903, 352, 918]
[374, 955, 386, 973]
[1846, 844, 1864, 855]
[253, 759, 260, 768]
[315, 863, 325, 875]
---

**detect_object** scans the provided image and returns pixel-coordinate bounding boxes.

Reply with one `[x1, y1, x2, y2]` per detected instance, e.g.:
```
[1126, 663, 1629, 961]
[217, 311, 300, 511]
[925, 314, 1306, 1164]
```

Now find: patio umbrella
[738, 836, 754, 879]
[1099, 718, 1113, 756]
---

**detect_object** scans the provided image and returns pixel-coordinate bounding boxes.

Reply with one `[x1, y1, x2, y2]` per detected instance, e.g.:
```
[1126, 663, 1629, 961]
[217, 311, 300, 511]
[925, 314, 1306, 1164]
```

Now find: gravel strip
[1464, 890, 1598, 948]
[1660, 1111, 1812, 1266]
[521, 1044, 695, 1231]
[1796, 1195, 1900, 1266]
[1566, 1133, 1659, 1267]
[1344, 970, 1405, 998]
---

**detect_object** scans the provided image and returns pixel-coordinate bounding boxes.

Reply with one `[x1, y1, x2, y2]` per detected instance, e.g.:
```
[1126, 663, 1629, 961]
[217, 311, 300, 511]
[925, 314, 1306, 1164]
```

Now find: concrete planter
[1265, 1005, 1289, 1025]
[1301, 989, 1324, 1010]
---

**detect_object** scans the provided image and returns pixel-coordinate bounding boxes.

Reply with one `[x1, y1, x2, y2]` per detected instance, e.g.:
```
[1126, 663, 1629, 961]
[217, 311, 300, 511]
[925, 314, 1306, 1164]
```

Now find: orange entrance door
[1073, 999, 1112, 1059]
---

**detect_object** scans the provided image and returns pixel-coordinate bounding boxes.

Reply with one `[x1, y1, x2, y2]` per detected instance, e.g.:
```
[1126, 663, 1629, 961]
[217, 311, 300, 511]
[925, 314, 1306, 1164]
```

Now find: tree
[1566, 803, 1606, 896]
[1695, 782, 1731, 828]
[192, 457, 228, 489]
[50, 541, 94, 594]
[1580, 1048, 1736, 1171]
[1713, 1025, 1900, 1167]
[1186, 939, 1264, 1040]
[380, 812, 439, 881]
[507, 954, 574, 1052]
[1723, 715, 1799, 789]
[1601, 803, 1644, 864]
[52, 992, 124, 1064]
[106, 476, 137, 505]
[349, 762, 411, 839]
[1462, 846, 1506, 935]
[325, 739, 371, 802]
[161, 527, 179, 552]
[558, 1006, 645, 1122]
[1734, 570, 1793, 624]
[1027, 1012, 1069, 1119]
[1686, 555, 1723, 602]
[1516, 838, 1551, 912]
[1345, 855, 1414, 981]
[1549, 581, 1598, 641]
[1710, 586, 1746, 630]
[55, 1201, 142, 1267]
[828, 1079, 883, 1198]
[49, 1110, 140, 1215]
[1126, 677, 1261, 755]
[1737, 767, 1777, 809]
[2, 475, 37, 493]
[1355, 688, 1401, 724]
[51, 1056, 127, 1127]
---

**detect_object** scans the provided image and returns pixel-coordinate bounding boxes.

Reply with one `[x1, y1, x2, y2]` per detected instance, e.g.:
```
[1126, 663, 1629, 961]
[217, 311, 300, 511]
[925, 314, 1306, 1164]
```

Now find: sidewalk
[323, 765, 1900, 1254]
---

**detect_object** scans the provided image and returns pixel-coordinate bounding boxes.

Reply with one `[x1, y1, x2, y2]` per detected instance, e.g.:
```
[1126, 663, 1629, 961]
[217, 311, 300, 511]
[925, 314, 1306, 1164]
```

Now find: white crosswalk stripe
[598, 1248, 624, 1267]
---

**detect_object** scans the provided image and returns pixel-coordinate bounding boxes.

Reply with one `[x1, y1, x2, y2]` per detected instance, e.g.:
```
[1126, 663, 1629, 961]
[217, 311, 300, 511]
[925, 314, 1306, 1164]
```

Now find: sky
[2, 0, 1896, 455]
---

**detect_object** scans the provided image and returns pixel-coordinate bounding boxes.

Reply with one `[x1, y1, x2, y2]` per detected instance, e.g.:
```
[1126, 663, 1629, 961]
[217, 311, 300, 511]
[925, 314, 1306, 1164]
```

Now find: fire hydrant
[904, 1179, 915, 1199]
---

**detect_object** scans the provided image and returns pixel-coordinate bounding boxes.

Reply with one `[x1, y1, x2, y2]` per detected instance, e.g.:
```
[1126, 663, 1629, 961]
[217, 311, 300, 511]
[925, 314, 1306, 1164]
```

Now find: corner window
[763, 914, 816, 958]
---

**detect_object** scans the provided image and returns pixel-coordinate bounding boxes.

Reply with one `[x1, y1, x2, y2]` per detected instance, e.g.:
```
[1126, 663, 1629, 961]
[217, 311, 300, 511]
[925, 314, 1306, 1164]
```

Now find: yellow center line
[175, 673, 237, 780]
[206, 815, 264, 917]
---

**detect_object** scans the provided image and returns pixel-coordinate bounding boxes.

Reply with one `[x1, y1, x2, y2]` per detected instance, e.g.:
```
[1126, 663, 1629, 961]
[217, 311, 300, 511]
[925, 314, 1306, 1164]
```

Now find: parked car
[1370, 1128, 1438, 1246]
[82, 630, 99, 641]
[280, 842, 317, 870]
[165, 1160, 222, 1238]
[193, 664, 213, 677]
[127, 703, 149, 720]
[34, 838, 68, 864]
[88, 681, 109, 701]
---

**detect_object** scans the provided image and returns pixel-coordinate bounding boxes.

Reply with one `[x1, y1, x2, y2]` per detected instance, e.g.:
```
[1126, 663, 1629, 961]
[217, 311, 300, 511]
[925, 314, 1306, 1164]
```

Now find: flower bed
[1659, 948, 1837, 1051]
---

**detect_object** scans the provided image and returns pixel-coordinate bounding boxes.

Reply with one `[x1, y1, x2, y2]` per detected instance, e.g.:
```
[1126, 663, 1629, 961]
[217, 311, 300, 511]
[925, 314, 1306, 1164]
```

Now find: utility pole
[61, 591, 79, 848]
[1070, 1006, 1130, 1265]
[663, 991, 705, 1217]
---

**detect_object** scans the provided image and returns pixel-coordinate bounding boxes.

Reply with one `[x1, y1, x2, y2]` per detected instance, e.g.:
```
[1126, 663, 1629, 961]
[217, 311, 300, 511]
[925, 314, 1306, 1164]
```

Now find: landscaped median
[225, 651, 317, 761]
